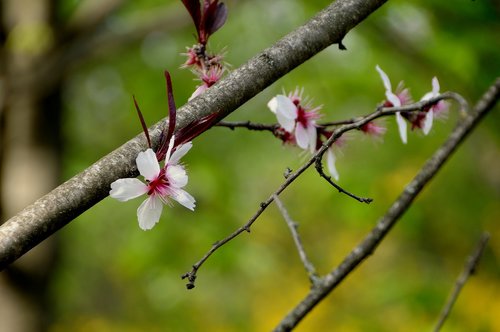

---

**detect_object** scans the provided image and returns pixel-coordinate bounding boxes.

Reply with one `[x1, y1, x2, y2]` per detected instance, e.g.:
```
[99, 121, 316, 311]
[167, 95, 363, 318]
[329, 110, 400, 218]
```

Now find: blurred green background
[3, 0, 500, 331]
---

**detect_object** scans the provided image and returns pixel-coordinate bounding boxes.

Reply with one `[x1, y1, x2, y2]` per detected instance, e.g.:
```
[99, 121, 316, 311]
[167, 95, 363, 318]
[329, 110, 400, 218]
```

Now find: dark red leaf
[175, 112, 220, 146]
[181, 0, 202, 33]
[156, 71, 178, 160]
[133, 95, 152, 149]
[206, 2, 227, 36]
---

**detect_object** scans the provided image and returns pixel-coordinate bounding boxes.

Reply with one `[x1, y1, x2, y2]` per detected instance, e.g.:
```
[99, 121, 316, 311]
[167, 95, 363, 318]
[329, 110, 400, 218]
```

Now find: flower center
[147, 168, 169, 196]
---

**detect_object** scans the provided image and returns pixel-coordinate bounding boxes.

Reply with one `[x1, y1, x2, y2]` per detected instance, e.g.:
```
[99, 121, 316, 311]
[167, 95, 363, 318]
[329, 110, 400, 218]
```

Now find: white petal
[295, 124, 309, 150]
[327, 149, 339, 181]
[166, 165, 188, 188]
[137, 196, 163, 230]
[136, 149, 160, 181]
[432, 77, 440, 95]
[170, 188, 196, 211]
[396, 112, 408, 144]
[164, 135, 176, 163]
[306, 123, 317, 153]
[376, 65, 392, 92]
[109, 178, 148, 201]
[386, 91, 401, 107]
[423, 111, 434, 135]
[168, 142, 192, 165]
[420, 91, 433, 101]
[267, 96, 279, 114]
[268, 95, 297, 132]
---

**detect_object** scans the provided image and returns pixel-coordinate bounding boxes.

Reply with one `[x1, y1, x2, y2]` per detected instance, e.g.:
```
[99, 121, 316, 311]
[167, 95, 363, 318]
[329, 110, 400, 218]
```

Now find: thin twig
[272, 78, 499, 332]
[315, 160, 373, 203]
[274, 195, 320, 285]
[182, 92, 470, 289]
[216, 121, 279, 132]
[433, 232, 490, 332]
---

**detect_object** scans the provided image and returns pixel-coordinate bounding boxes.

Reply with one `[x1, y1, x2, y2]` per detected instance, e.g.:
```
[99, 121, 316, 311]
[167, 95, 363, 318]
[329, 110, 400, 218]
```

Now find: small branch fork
[182, 91, 471, 289]
[272, 78, 499, 332]
[433, 232, 490, 332]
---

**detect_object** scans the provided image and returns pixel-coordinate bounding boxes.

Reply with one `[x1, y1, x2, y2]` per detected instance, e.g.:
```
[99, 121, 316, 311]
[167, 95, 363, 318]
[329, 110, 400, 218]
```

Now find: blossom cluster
[267, 66, 448, 180]
[181, 0, 228, 100]
[109, 1, 229, 230]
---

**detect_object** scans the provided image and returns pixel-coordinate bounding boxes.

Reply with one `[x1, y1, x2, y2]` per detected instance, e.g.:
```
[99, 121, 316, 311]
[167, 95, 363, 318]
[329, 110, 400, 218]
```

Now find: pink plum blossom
[267, 89, 321, 152]
[109, 136, 195, 230]
[419, 77, 448, 135]
[189, 65, 225, 100]
[376, 65, 413, 144]
[360, 120, 387, 138]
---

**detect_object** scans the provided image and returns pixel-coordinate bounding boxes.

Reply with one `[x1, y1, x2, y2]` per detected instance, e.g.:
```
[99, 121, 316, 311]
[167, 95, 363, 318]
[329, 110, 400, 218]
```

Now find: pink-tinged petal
[166, 165, 188, 188]
[268, 95, 297, 132]
[395, 112, 408, 144]
[169, 142, 192, 165]
[327, 148, 339, 181]
[110, 178, 148, 202]
[423, 110, 434, 135]
[376, 65, 392, 92]
[306, 123, 317, 153]
[136, 149, 160, 181]
[137, 196, 163, 230]
[170, 188, 196, 211]
[432, 77, 440, 95]
[189, 84, 207, 101]
[386, 91, 401, 107]
[295, 123, 310, 150]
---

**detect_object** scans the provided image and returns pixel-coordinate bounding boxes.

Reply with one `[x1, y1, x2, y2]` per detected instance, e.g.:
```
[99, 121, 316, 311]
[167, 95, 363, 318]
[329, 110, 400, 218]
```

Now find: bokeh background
[1, 0, 499, 331]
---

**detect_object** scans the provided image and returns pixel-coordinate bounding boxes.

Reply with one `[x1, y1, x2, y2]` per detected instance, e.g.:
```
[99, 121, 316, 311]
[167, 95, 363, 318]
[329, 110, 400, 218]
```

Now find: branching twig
[274, 195, 320, 285]
[272, 78, 499, 332]
[433, 232, 490, 332]
[315, 160, 373, 203]
[182, 92, 471, 289]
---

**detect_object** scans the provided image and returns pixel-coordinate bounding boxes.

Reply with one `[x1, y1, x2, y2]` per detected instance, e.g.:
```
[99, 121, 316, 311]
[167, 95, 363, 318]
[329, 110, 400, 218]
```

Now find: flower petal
[170, 188, 196, 211]
[395, 112, 408, 144]
[386, 91, 401, 107]
[376, 65, 392, 92]
[166, 165, 188, 188]
[109, 178, 148, 201]
[432, 76, 440, 95]
[423, 110, 434, 135]
[268, 95, 297, 132]
[327, 148, 340, 181]
[306, 123, 317, 153]
[295, 123, 310, 150]
[169, 142, 192, 165]
[136, 149, 160, 181]
[164, 135, 176, 163]
[189, 84, 207, 101]
[137, 196, 163, 230]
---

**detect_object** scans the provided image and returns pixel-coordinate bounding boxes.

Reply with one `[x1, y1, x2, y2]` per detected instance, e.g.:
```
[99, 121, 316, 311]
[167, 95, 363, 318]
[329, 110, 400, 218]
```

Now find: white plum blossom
[267, 90, 320, 152]
[420, 77, 448, 135]
[376, 65, 412, 144]
[326, 148, 340, 181]
[110, 136, 195, 230]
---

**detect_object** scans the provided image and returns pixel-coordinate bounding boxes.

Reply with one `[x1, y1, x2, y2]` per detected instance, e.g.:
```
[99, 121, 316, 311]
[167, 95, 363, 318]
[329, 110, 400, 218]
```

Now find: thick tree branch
[272, 78, 500, 332]
[433, 232, 490, 332]
[0, 0, 388, 269]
